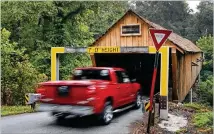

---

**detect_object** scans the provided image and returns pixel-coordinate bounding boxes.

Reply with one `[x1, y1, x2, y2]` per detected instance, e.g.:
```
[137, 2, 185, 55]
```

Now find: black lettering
[112, 48, 117, 52]
[95, 48, 98, 53]
[101, 48, 105, 53]
[88, 48, 92, 53]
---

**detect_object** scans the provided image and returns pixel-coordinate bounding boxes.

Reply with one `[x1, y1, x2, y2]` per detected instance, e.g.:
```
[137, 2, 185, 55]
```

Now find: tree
[130, 1, 193, 38]
[196, 35, 213, 106]
[195, 1, 213, 37]
[1, 1, 128, 80]
[197, 35, 213, 72]
[1, 28, 47, 105]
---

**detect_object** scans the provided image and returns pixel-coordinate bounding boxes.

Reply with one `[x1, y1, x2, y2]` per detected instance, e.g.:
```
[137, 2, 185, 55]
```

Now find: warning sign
[149, 29, 172, 51]
[25, 94, 29, 105]
[144, 101, 150, 112]
[87, 47, 120, 53]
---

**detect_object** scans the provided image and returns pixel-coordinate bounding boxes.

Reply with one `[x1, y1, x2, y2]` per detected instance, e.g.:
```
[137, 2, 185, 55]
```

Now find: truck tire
[99, 101, 113, 125]
[55, 114, 66, 124]
[133, 92, 141, 109]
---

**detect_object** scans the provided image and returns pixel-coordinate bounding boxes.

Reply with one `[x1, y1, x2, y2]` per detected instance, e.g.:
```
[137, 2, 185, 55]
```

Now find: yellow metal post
[51, 47, 65, 81]
[149, 46, 169, 120]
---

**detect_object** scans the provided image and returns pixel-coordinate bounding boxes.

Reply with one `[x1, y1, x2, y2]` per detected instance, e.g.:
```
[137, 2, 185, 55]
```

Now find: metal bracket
[159, 96, 167, 109]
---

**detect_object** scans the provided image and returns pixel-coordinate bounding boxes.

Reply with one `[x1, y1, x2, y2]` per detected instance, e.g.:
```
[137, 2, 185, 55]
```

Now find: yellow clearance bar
[87, 47, 120, 53]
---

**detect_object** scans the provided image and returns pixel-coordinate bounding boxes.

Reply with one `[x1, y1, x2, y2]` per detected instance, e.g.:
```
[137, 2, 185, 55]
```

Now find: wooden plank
[106, 29, 111, 46]
[176, 54, 180, 100]
[182, 56, 185, 101]
[110, 29, 116, 46]
[179, 56, 184, 100]
[188, 55, 192, 91]
[126, 36, 133, 46]
[191, 54, 194, 86]
[185, 54, 191, 96]
[116, 23, 121, 46]
[120, 18, 126, 46]
[145, 25, 149, 46]
[137, 18, 140, 46]
[131, 16, 138, 46]
[171, 48, 178, 100]
[124, 14, 133, 46]
[101, 35, 106, 46]
[138, 22, 143, 46]
[90, 54, 96, 67]
[143, 22, 147, 46]
[141, 22, 145, 46]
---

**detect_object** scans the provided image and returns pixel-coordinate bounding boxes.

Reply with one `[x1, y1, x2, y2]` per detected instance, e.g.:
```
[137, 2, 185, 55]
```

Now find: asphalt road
[1, 107, 143, 134]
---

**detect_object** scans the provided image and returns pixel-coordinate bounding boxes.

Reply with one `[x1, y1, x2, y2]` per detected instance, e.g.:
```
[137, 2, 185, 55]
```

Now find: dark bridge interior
[94, 53, 162, 96]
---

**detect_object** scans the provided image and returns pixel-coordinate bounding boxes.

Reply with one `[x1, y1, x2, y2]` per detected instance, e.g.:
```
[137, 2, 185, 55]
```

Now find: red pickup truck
[36, 67, 142, 125]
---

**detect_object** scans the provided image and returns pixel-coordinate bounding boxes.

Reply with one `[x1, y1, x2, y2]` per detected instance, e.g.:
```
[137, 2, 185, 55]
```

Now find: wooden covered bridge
[88, 10, 203, 102]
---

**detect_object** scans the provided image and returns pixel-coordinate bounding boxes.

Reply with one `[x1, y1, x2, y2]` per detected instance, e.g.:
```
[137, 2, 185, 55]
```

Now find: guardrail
[142, 92, 160, 113]
[25, 93, 41, 109]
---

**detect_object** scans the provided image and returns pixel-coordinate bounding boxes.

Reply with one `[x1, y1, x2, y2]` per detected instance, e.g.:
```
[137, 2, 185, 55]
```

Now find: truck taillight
[36, 88, 46, 95]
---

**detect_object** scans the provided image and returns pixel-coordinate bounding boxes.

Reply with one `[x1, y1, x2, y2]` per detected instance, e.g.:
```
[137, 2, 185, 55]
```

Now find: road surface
[1, 107, 143, 134]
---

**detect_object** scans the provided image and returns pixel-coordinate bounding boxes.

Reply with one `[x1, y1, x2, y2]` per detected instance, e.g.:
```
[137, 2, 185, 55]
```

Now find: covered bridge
[89, 10, 203, 101]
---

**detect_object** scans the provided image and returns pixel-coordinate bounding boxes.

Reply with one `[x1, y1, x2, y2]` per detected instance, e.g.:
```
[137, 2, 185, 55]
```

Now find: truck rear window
[73, 69, 111, 81]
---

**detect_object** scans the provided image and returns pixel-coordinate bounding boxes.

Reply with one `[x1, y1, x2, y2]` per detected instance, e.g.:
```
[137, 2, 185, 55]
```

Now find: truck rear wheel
[99, 101, 113, 125]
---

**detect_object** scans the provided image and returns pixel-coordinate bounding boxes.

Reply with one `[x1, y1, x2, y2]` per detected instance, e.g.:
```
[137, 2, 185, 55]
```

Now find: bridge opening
[94, 53, 163, 96]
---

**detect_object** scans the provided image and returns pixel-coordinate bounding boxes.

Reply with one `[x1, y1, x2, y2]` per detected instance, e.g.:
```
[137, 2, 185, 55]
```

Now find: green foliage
[195, 1, 213, 37]
[1, 1, 127, 80]
[183, 103, 211, 112]
[183, 103, 213, 131]
[197, 35, 213, 72]
[130, 1, 194, 40]
[1, 105, 35, 116]
[130, 1, 213, 42]
[184, 103, 204, 110]
[196, 35, 213, 106]
[1, 28, 47, 105]
[197, 76, 213, 106]
[193, 112, 213, 128]
[1, 2, 127, 105]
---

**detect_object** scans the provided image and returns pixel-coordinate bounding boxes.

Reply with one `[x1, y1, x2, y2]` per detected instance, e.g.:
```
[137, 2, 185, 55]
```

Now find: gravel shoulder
[129, 102, 213, 134]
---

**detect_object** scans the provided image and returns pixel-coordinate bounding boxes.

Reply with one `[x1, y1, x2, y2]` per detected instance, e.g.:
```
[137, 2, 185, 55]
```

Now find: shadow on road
[48, 108, 136, 129]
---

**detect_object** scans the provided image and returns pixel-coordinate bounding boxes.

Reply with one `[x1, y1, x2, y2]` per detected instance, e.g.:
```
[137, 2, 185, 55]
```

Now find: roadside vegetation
[179, 103, 213, 133]
[1, 105, 35, 116]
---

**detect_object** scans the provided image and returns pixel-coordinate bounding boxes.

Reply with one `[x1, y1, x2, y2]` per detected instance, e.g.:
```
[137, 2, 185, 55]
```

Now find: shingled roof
[91, 10, 202, 53]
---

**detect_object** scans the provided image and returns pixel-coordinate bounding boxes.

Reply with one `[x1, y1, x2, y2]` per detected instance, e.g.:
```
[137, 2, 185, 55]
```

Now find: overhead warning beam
[64, 46, 149, 53]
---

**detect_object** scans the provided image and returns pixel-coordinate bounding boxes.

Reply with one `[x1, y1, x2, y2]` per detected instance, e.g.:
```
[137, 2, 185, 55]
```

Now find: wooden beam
[171, 48, 178, 100]
[90, 54, 96, 67]
[178, 55, 184, 101]
[182, 55, 186, 101]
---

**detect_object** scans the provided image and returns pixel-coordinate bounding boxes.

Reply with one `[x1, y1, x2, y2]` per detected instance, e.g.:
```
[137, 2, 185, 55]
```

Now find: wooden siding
[177, 52, 203, 101]
[93, 13, 178, 49]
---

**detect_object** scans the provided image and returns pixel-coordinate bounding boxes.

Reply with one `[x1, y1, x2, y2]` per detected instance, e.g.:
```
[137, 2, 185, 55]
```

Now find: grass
[1, 105, 35, 116]
[183, 103, 211, 112]
[183, 103, 213, 132]
[192, 112, 213, 128]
